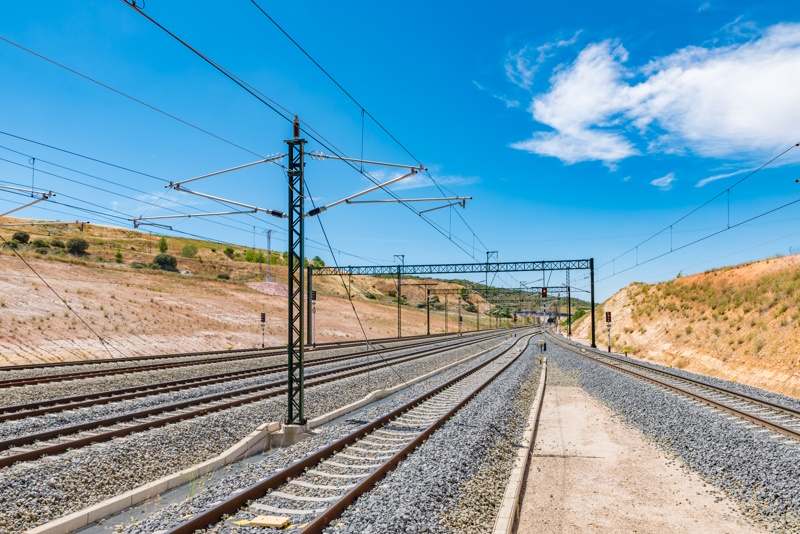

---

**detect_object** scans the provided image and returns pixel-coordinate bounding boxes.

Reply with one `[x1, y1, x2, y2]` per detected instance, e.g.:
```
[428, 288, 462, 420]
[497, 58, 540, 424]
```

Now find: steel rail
[550, 336, 800, 441]
[0, 330, 466, 372]
[0, 330, 496, 388]
[165, 333, 535, 534]
[0, 330, 525, 468]
[0, 331, 504, 421]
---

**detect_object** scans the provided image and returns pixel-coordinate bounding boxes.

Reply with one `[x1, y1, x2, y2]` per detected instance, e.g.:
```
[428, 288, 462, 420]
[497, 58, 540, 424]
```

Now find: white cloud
[512, 23, 800, 164]
[473, 80, 519, 108]
[695, 169, 744, 187]
[505, 46, 537, 90]
[504, 31, 582, 90]
[651, 172, 676, 191]
[363, 168, 479, 193]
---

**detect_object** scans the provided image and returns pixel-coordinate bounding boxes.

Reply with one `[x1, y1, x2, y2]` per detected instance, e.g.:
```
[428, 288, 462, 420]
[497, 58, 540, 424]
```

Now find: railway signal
[260, 312, 266, 348]
[606, 311, 611, 323]
[541, 287, 547, 298]
[606, 311, 612, 352]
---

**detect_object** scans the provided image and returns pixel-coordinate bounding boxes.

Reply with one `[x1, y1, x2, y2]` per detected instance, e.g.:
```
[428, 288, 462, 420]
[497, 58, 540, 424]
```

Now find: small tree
[311, 255, 325, 267]
[12, 231, 29, 244]
[153, 253, 177, 271]
[66, 238, 89, 254]
[158, 236, 168, 253]
[224, 246, 235, 258]
[181, 243, 198, 258]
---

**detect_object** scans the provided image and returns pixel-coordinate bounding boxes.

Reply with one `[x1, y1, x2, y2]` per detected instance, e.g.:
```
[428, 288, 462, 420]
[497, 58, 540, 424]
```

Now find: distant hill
[0, 217, 514, 365]
[571, 255, 800, 397]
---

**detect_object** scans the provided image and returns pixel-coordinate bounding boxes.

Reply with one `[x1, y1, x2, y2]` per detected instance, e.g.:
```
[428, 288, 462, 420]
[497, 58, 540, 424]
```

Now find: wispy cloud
[363, 168, 480, 194]
[511, 23, 800, 165]
[695, 169, 744, 187]
[472, 80, 519, 108]
[504, 31, 582, 90]
[651, 172, 676, 191]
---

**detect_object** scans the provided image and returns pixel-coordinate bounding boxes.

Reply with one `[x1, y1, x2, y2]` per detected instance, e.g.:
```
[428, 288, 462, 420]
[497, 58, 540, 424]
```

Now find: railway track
[0, 330, 461, 373]
[0, 329, 525, 468]
[0, 330, 492, 388]
[550, 334, 800, 441]
[0, 331, 504, 421]
[164, 333, 535, 534]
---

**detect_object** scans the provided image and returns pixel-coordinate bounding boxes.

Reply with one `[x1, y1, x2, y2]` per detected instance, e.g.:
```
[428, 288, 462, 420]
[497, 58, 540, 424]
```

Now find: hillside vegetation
[0, 217, 516, 366]
[572, 255, 800, 397]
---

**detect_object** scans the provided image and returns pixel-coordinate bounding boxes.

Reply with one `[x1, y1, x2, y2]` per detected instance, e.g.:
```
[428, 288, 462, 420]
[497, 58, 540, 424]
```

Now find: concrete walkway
[515, 385, 764, 533]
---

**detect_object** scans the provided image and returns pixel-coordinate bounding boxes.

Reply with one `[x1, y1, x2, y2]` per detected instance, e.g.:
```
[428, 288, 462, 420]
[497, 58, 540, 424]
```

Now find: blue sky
[1, 1, 799, 300]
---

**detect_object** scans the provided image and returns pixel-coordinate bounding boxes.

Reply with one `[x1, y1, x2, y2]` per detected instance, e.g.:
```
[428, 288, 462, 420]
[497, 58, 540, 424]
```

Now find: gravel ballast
[0, 334, 519, 532]
[118, 335, 528, 534]
[319, 341, 541, 534]
[550, 344, 800, 532]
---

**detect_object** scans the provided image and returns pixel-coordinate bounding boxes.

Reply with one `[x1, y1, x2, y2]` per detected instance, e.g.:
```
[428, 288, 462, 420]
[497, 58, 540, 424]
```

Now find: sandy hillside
[0, 218, 506, 366]
[572, 255, 800, 397]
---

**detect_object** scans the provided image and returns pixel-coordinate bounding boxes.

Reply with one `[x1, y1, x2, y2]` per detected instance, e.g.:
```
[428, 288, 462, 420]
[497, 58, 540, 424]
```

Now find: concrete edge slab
[492, 358, 547, 534]
[26, 422, 272, 534]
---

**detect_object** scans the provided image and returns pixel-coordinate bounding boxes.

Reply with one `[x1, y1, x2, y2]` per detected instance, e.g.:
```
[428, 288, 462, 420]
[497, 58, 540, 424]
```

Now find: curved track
[550, 334, 800, 441]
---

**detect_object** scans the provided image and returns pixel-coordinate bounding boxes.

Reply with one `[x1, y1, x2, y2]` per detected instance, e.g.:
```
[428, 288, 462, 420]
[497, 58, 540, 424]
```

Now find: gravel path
[550, 345, 800, 533]
[0, 335, 515, 533]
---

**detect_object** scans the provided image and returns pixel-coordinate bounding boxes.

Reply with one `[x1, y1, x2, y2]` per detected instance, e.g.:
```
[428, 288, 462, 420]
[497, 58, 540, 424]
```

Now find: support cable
[121, 1, 486, 262]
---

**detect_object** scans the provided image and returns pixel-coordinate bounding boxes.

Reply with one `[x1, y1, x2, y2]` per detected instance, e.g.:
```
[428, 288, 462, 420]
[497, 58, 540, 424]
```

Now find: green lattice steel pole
[286, 118, 306, 425]
[426, 289, 430, 335]
[590, 257, 596, 348]
[397, 266, 402, 338]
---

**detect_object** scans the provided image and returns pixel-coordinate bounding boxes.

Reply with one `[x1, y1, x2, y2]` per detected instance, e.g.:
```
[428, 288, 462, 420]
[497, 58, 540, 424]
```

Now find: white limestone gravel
[0, 334, 516, 533]
[114, 335, 525, 533]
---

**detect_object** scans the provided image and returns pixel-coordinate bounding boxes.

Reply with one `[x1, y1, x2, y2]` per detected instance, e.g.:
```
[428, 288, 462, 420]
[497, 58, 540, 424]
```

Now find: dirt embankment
[572, 255, 800, 397]
[0, 218, 499, 366]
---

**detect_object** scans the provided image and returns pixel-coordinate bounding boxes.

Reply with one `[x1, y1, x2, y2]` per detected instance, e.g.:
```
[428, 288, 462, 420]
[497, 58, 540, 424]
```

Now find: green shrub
[224, 246, 235, 258]
[34, 247, 49, 255]
[66, 238, 89, 254]
[153, 253, 177, 271]
[245, 249, 266, 263]
[387, 289, 397, 298]
[685, 326, 693, 335]
[50, 239, 65, 248]
[115, 250, 123, 263]
[217, 273, 230, 280]
[12, 231, 29, 244]
[5, 240, 18, 249]
[158, 237, 168, 253]
[210, 248, 216, 253]
[32, 238, 49, 248]
[364, 292, 377, 299]
[181, 243, 198, 258]
[130, 262, 148, 269]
